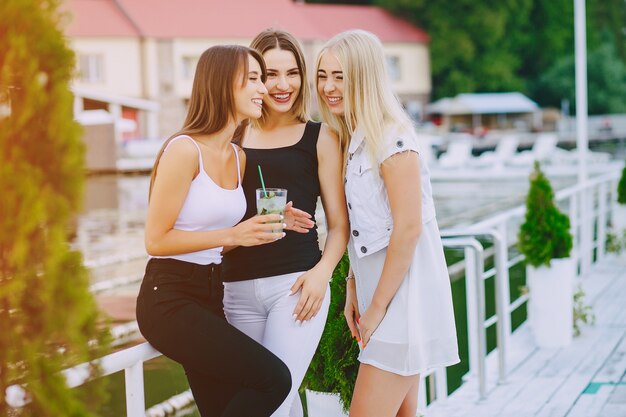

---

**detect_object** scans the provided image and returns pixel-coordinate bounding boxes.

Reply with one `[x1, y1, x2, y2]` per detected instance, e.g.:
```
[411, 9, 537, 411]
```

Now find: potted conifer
[303, 253, 358, 417]
[613, 162, 626, 230]
[518, 162, 574, 348]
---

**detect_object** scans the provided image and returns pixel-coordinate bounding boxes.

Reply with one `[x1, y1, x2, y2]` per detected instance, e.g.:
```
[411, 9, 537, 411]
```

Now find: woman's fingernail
[282, 232, 286, 238]
[283, 223, 287, 228]
[292, 314, 297, 319]
[280, 215, 284, 220]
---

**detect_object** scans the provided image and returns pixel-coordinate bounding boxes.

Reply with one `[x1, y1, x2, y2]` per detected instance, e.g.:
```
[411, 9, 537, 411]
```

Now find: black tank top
[221, 121, 322, 282]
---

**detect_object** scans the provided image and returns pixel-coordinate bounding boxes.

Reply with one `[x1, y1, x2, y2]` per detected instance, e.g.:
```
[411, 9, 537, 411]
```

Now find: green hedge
[303, 252, 359, 412]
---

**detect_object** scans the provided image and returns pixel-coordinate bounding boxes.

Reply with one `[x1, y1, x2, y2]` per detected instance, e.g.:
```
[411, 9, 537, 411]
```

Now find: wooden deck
[426, 255, 626, 417]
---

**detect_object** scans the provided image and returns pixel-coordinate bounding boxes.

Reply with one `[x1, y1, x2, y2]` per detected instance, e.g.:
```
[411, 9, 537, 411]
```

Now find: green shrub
[0, 1, 109, 415]
[518, 162, 573, 267]
[303, 252, 359, 412]
[618, 162, 626, 205]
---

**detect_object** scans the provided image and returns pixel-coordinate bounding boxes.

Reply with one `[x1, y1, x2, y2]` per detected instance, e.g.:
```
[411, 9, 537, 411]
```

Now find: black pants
[136, 258, 291, 417]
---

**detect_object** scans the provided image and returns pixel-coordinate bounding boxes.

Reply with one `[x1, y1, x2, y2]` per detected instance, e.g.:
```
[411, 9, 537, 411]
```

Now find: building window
[386, 55, 401, 81]
[78, 54, 104, 83]
[182, 56, 199, 80]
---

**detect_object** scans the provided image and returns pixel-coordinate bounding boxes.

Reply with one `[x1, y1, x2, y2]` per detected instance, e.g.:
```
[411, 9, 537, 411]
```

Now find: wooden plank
[566, 384, 615, 417]
[594, 334, 626, 384]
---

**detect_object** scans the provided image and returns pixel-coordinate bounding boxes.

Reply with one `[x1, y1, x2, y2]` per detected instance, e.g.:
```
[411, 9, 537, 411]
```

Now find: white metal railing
[5, 168, 623, 416]
[424, 168, 622, 407]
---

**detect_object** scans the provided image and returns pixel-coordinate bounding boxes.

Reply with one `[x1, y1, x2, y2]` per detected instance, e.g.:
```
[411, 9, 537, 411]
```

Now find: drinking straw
[257, 165, 267, 197]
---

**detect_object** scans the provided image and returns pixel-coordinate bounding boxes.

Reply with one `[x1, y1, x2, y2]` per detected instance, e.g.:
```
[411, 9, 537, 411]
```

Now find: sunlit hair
[250, 29, 310, 126]
[149, 45, 266, 198]
[315, 30, 413, 162]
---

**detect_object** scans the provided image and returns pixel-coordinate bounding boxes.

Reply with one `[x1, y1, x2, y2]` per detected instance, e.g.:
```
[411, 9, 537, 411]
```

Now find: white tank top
[153, 135, 246, 265]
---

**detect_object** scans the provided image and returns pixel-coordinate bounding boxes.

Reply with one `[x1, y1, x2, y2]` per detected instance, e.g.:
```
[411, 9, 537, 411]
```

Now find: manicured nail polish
[292, 314, 297, 319]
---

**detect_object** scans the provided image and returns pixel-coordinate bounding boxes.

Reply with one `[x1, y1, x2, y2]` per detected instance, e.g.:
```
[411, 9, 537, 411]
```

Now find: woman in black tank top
[221, 30, 349, 417]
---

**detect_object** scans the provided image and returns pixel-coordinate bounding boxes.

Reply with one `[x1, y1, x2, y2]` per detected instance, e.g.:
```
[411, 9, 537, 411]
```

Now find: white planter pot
[612, 204, 626, 231]
[305, 390, 348, 417]
[527, 258, 575, 348]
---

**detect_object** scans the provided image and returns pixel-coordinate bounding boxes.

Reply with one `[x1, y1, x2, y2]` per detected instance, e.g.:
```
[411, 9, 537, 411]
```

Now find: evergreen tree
[518, 162, 573, 268]
[0, 0, 108, 415]
[617, 163, 626, 205]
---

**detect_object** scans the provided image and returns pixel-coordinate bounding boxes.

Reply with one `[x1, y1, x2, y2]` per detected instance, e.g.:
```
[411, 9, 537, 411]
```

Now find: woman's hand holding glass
[232, 214, 286, 246]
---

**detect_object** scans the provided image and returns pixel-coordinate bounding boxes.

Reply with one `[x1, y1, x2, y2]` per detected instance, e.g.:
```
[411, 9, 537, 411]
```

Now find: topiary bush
[0, 1, 109, 415]
[617, 162, 626, 205]
[302, 252, 359, 412]
[518, 161, 573, 268]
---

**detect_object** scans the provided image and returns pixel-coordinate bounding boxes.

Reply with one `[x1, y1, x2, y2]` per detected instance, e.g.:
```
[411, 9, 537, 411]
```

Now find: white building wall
[70, 37, 143, 97]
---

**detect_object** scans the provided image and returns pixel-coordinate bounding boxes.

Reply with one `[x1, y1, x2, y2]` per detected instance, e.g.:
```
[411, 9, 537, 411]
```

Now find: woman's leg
[396, 377, 419, 417]
[138, 267, 291, 417]
[224, 273, 330, 417]
[261, 275, 330, 417]
[348, 364, 419, 417]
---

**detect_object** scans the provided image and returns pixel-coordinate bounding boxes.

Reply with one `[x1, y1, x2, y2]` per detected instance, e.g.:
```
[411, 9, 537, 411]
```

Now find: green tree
[532, 40, 626, 114]
[589, 0, 626, 64]
[0, 0, 108, 415]
[375, 0, 531, 98]
[518, 162, 573, 268]
[517, 0, 574, 82]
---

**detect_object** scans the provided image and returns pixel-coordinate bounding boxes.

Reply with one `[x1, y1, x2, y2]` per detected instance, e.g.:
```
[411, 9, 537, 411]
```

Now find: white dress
[345, 126, 460, 376]
[348, 220, 460, 376]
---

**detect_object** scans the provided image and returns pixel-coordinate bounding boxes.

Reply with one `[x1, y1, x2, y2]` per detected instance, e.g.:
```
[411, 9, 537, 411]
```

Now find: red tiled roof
[65, 0, 428, 43]
[64, 0, 140, 37]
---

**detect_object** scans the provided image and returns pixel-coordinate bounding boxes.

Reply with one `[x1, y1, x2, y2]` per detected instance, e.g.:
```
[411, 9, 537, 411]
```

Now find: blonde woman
[316, 30, 460, 417]
[221, 29, 349, 417]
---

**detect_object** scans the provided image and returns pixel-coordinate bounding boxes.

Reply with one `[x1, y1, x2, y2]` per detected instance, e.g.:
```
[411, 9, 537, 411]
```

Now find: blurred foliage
[309, 0, 626, 113]
[0, 0, 109, 415]
[618, 162, 626, 205]
[531, 38, 626, 114]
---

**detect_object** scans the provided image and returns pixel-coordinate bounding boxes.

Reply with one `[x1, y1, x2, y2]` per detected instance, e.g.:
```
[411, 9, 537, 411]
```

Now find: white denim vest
[345, 126, 436, 258]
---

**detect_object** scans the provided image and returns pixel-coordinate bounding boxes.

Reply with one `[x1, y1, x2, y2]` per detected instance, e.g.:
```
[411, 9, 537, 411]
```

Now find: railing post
[125, 361, 146, 417]
[580, 187, 593, 275]
[597, 182, 607, 262]
[464, 246, 479, 378]
[442, 237, 486, 400]
[569, 193, 580, 270]
[493, 226, 510, 384]
[473, 242, 486, 401]
[435, 368, 448, 402]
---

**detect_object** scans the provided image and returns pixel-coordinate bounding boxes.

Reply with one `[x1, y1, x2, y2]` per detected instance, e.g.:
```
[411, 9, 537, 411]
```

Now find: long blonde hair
[149, 45, 266, 198]
[315, 30, 413, 162]
[250, 29, 310, 127]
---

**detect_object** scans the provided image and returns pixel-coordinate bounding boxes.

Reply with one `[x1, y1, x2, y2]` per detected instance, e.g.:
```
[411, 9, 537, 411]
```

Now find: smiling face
[234, 54, 268, 123]
[316, 51, 344, 116]
[261, 48, 302, 116]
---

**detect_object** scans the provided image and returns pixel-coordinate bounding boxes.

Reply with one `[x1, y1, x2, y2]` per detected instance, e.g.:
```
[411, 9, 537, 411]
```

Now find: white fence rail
[6, 169, 623, 416]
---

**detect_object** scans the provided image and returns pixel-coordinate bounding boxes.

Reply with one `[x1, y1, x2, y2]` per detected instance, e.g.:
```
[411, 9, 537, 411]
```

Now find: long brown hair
[250, 29, 310, 126]
[149, 45, 266, 198]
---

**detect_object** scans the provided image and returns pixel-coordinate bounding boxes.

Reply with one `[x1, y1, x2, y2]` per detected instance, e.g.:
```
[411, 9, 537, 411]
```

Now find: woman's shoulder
[162, 135, 200, 159]
[317, 122, 339, 144]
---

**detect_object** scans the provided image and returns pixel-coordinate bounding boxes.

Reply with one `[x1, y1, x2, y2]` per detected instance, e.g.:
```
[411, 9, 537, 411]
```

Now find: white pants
[223, 271, 330, 417]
